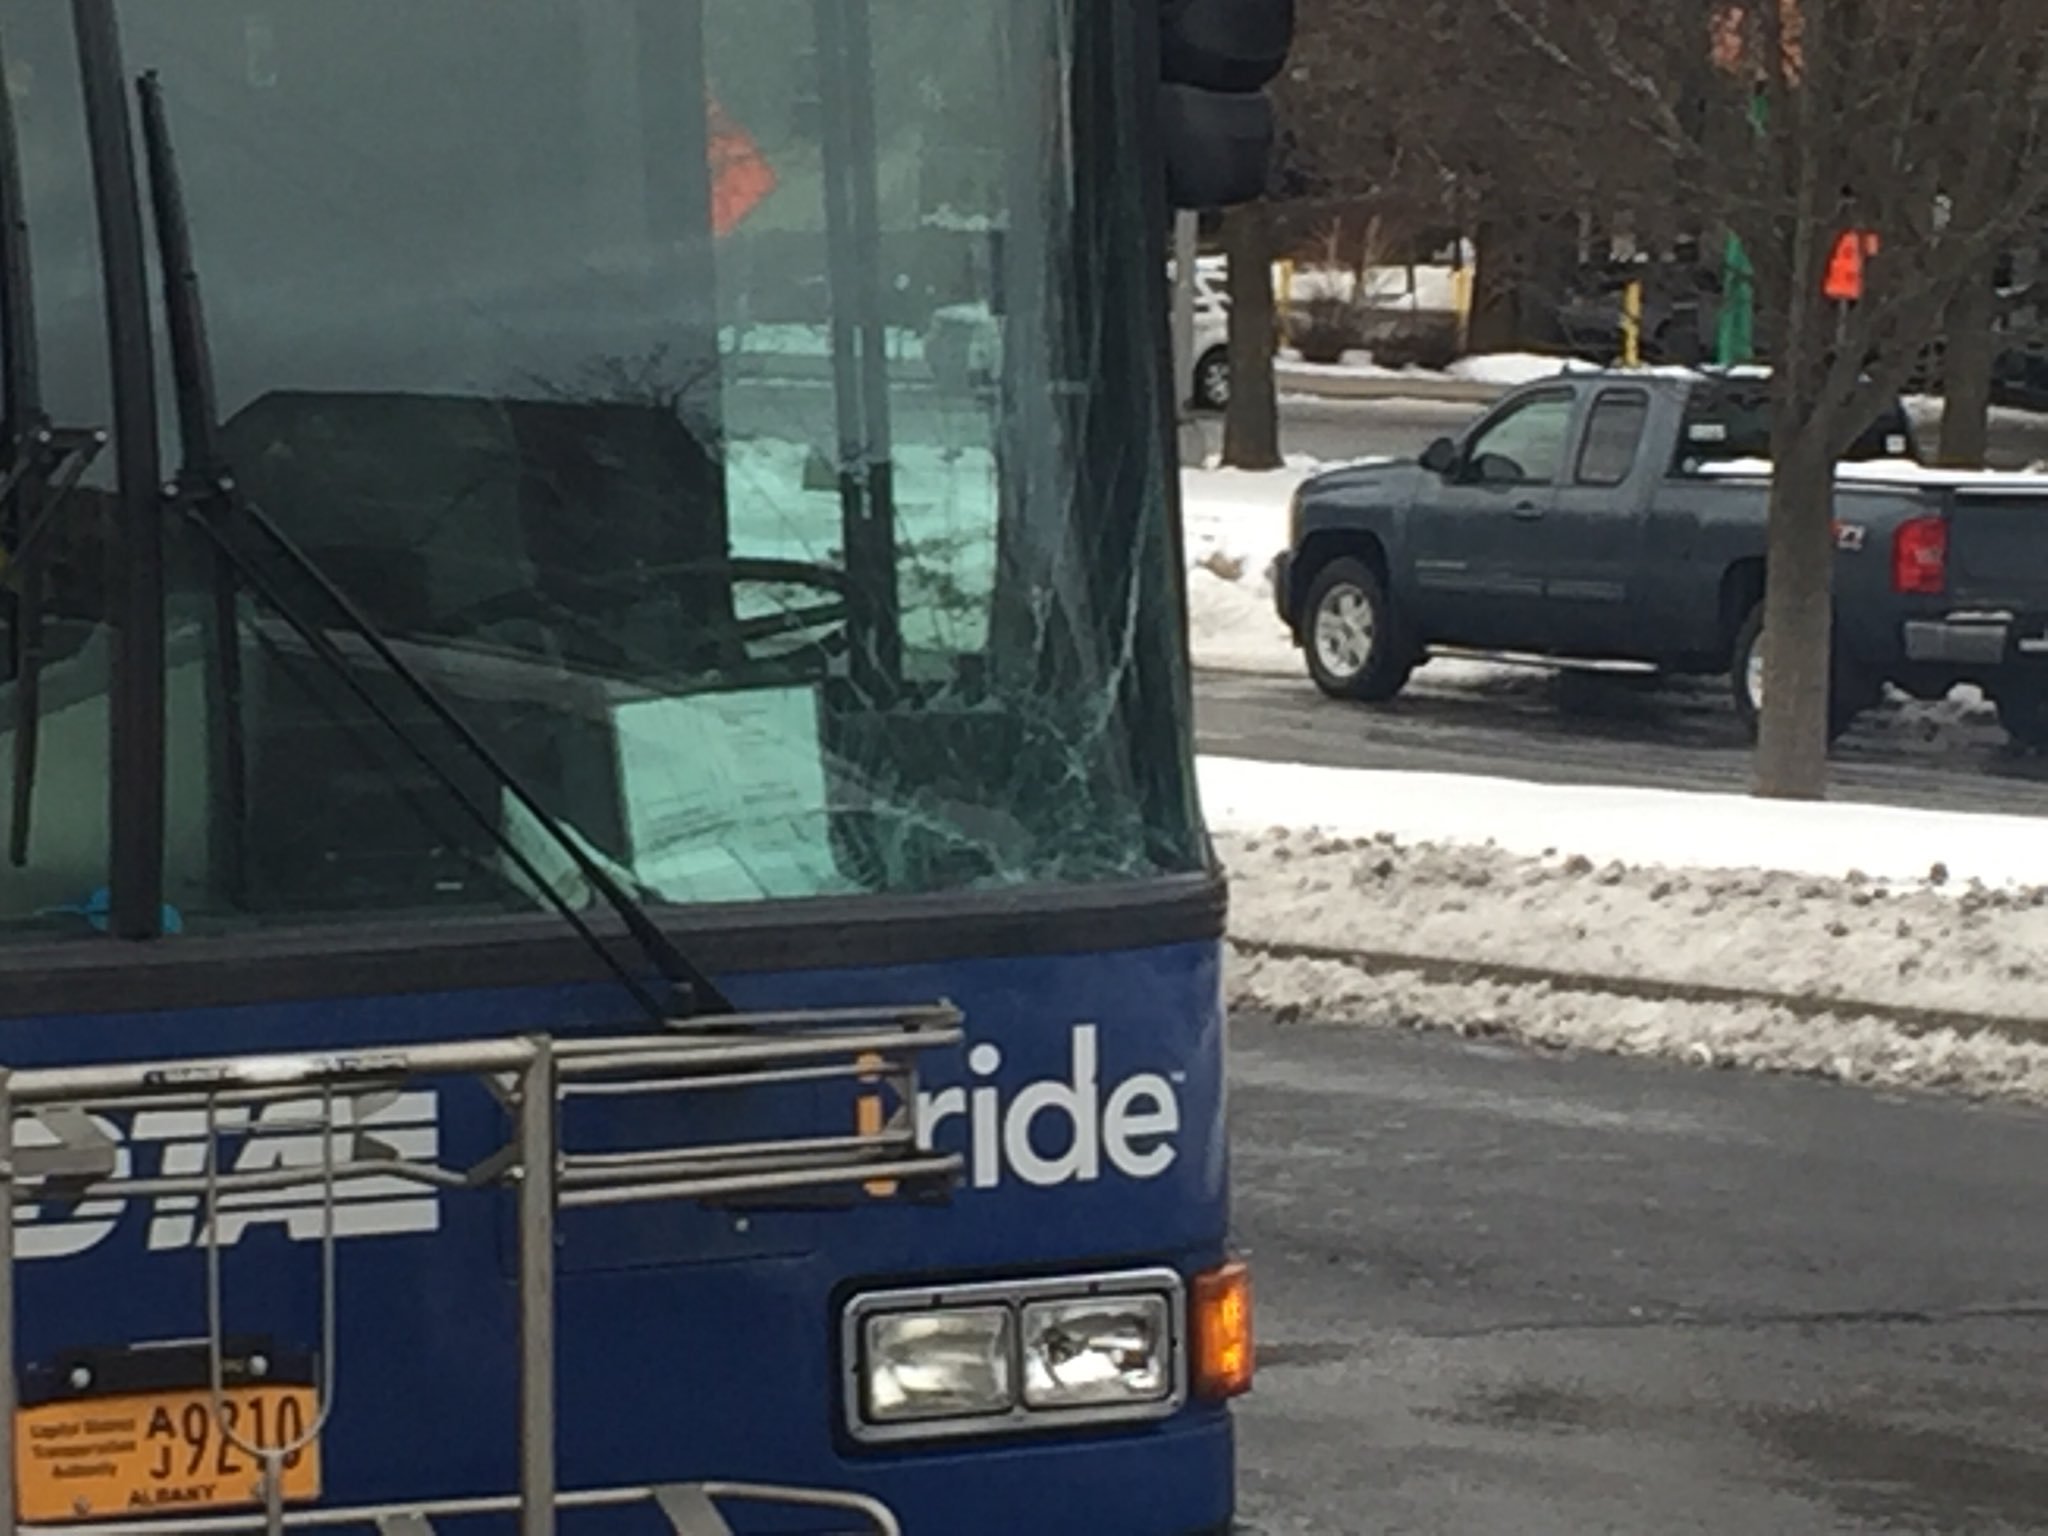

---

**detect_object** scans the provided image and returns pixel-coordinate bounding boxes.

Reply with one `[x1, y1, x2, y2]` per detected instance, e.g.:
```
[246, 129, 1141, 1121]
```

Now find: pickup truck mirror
[1420, 437, 1458, 476]
[1471, 452, 1523, 486]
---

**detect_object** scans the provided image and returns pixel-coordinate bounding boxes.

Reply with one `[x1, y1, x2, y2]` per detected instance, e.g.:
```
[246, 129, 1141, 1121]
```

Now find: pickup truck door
[1528, 386, 1654, 654]
[1410, 387, 1575, 648]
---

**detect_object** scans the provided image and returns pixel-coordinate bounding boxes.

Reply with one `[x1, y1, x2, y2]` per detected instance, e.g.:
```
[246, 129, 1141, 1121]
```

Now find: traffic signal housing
[1159, 0, 1295, 209]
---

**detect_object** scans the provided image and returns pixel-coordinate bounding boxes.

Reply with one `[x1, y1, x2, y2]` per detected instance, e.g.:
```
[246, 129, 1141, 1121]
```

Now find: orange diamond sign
[708, 99, 777, 237]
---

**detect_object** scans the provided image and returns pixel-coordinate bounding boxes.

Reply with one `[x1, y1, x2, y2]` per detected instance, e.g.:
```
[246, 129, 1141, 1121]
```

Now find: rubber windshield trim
[0, 869, 1228, 1018]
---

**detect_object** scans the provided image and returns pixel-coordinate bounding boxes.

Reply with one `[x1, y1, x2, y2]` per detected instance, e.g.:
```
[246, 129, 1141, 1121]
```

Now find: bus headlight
[1021, 1295, 1171, 1408]
[862, 1307, 1014, 1423]
[842, 1268, 1191, 1444]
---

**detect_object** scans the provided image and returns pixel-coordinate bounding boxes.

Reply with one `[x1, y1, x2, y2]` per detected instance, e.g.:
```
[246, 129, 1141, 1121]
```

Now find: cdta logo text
[12, 1026, 1185, 1261]
[884, 1023, 1184, 1190]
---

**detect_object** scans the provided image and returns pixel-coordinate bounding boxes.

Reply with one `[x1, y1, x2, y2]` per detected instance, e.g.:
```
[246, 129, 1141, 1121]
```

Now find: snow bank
[1187, 567, 1298, 674]
[1229, 948, 2048, 1105]
[1179, 463, 1314, 673]
[1211, 769, 2048, 1102]
[1446, 353, 1596, 387]
[1198, 755, 2048, 891]
[1221, 827, 2048, 1023]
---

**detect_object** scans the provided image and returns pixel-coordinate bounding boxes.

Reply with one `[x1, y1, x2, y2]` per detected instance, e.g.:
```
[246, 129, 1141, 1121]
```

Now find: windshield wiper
[0, 27, 107, 869]
[135, 73, 732, 1023]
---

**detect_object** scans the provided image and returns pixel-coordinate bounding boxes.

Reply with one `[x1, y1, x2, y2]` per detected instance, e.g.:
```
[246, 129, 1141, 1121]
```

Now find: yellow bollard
[1621, 279, 1643, 367]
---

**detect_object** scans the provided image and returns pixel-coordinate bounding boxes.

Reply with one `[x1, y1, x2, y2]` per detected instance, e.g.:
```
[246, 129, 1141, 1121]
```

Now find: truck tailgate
[1947, 490, 2048, 608]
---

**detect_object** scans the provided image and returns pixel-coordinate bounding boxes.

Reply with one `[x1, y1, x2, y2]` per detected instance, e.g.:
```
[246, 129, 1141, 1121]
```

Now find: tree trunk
[1467, 220, 1520, 354]
[1222, 201, 1282, 471]
[1938, 259, 1998, 468]
[1753, 432, 1836, 800]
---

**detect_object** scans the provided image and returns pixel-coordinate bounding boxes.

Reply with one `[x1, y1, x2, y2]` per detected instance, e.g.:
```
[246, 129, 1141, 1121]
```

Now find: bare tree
[1491, 0, 2048, 798]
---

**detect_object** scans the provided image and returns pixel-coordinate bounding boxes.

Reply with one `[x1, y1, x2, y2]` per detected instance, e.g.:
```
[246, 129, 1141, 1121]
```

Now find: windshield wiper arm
[0, 27, 108, 868]
[136, 73, 732, 1022]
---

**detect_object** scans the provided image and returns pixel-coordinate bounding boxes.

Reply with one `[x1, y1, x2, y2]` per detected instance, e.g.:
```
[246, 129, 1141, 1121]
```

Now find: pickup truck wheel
[1731, 605, 1868, 743]
[1304, 558, 1413, 702]
[1993, 686, 2048, 749]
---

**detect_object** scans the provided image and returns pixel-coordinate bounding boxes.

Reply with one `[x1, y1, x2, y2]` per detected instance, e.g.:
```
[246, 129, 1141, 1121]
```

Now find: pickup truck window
[1575, 391, 1649, 487]
[1465, 391, 1575, 486]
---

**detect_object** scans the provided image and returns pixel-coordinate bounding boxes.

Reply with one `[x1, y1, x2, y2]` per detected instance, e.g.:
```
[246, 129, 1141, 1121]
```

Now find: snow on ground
[1179, 460, 1322, 676]
[1199, 755, 2048, 891]
[1209, 765, 2048, 1103]
[1229, 949, 2048, 1105]
[1187, 567, 1299, 674]
[1445, 352, 1595, 387]
[1179, 460, 1316, 581]
[1220, 824, 2048, 1021]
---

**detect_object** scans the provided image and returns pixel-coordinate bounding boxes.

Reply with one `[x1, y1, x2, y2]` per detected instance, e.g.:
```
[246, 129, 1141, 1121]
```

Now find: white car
[926, 298, 1235, 411]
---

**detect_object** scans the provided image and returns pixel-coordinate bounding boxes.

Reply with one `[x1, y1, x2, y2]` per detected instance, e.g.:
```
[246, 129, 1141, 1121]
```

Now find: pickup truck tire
[1303, 557, 1414, 702]
[1731, 606, 1868, 744]
[1992, 685, 2048, 750]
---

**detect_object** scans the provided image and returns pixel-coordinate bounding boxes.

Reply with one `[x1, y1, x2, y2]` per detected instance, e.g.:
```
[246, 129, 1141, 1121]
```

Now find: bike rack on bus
[0, 1003, 965, 1536]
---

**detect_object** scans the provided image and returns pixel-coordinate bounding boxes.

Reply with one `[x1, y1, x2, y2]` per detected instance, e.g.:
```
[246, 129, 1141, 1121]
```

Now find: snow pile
[1210, 764, 2048, 1102]
[1187, 567, 1298, 674]
[1229, 949, 2048, 1104]
[1447, 353, 1597, 387]
[1221, 827, 2048, 1022]
[1179, 462, 1320, 674]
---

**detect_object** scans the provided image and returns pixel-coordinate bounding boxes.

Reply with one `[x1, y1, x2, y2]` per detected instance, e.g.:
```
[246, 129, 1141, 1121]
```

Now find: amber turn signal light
[1191, 1259, 1254, 1400]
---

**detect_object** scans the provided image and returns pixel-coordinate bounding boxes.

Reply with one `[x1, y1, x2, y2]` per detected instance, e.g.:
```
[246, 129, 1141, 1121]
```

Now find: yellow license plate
[16, 1386, 321, 1523]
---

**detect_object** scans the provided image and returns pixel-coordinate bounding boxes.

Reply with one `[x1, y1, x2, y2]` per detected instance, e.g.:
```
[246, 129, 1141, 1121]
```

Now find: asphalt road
[1231, 1015, 2048, 1535]
[1194, 666, 2048, 819]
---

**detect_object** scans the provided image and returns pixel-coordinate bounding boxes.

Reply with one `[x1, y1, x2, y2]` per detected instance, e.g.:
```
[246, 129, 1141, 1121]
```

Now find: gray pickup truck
[1273, 368, 2048, 744]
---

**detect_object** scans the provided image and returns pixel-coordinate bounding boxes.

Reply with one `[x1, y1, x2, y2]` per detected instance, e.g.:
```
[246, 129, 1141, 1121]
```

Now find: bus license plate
[16, 1386, 321, 1523]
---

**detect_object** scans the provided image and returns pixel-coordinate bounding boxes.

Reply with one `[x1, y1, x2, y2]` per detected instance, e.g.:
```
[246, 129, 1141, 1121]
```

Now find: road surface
[1195, 666, 2048, 819]
[1232, 1015, 2048, 1534]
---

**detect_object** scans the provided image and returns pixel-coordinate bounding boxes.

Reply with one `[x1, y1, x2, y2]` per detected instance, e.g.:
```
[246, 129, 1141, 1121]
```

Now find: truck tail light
[1893, 516, 1948, 596]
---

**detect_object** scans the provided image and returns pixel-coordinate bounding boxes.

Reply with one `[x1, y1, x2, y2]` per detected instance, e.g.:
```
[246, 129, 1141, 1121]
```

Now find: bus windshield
[0, 0, 1201, 934]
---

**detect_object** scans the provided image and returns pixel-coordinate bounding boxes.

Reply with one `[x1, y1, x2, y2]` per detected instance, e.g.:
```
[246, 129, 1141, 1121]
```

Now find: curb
[1228, 934, 2048, 1048]
[1274, 367, 1507, 405]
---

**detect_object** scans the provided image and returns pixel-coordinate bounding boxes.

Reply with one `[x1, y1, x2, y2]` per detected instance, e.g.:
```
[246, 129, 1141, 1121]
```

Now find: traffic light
[1159, 0, 1295, 209]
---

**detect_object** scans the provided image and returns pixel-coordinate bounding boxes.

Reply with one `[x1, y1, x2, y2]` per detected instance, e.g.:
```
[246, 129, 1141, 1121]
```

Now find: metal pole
[0, 1069, 17, 1536]
[517, 1041, 557, 1536]
[1172, 211, 1203, 466]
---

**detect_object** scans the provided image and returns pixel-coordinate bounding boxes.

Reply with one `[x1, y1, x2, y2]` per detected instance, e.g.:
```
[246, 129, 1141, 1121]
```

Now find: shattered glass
[0, 0, 1200, 935]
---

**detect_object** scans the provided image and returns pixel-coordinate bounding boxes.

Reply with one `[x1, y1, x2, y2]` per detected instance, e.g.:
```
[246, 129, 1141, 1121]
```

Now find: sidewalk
[1197, 753, 2048, 890]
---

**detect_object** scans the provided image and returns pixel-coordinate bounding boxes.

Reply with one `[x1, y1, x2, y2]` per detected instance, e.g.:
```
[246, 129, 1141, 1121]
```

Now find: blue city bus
[0, 3, 1289, 1534]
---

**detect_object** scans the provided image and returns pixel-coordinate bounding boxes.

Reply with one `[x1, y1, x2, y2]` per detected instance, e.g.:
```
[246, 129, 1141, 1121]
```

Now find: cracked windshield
[0, 0, 1194, 932]
[18, 3, 2048, 1531]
